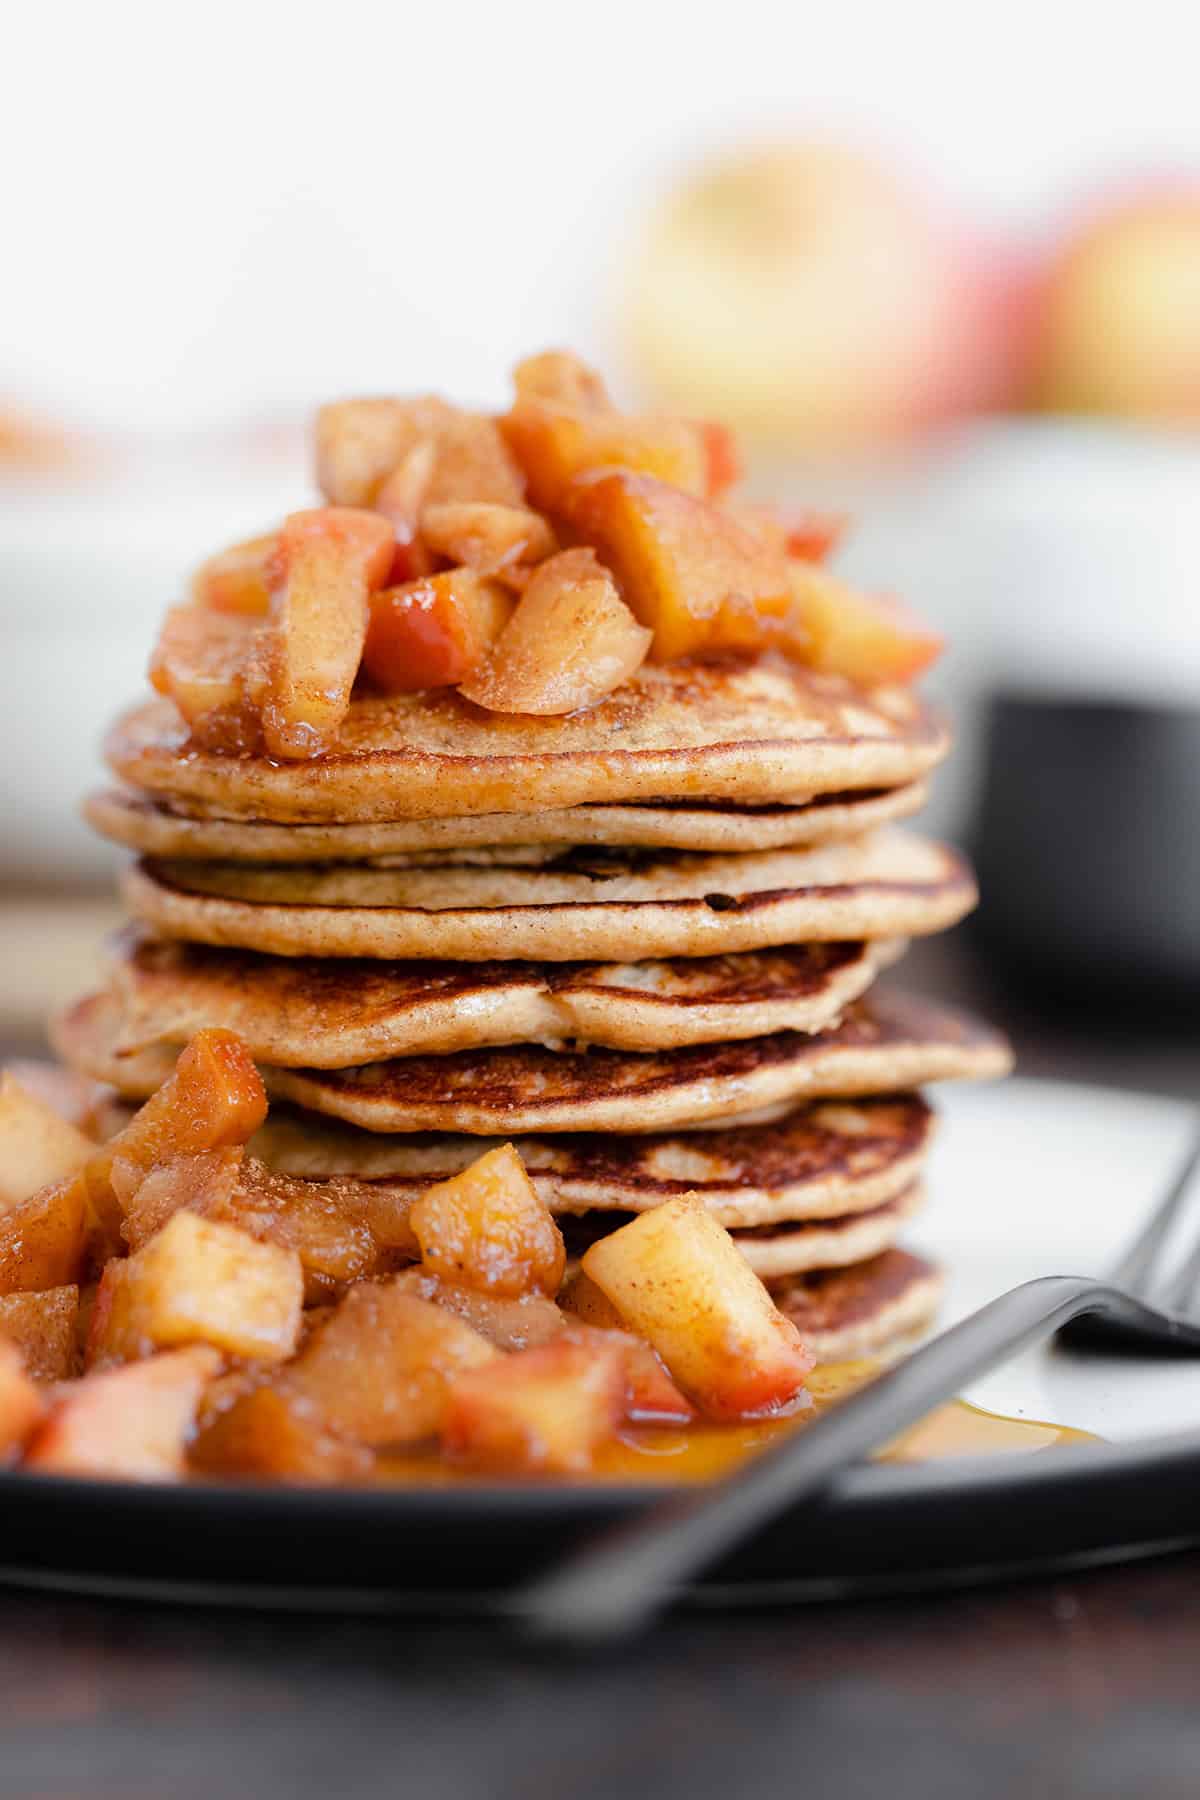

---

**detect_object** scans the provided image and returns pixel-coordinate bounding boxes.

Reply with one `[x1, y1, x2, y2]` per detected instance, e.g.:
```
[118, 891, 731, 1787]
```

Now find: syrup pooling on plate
[374, 1361, 1096, 1487]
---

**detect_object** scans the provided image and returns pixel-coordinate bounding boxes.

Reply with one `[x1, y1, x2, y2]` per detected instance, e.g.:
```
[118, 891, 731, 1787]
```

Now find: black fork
[517, 1116, 1200, 1645]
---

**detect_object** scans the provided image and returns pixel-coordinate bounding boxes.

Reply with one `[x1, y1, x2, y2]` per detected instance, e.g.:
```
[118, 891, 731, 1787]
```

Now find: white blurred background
[4, 0, 1200, 886]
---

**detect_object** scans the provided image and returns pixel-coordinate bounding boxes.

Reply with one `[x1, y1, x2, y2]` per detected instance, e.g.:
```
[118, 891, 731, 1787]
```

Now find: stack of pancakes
[58, 656, 1011, 1359]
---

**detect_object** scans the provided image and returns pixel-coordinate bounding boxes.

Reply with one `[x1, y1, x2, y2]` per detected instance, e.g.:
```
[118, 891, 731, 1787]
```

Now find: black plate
[4, 1428, 1200, 1613]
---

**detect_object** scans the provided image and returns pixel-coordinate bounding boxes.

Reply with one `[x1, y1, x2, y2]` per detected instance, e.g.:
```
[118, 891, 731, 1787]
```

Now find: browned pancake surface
[105, 660, 948, 823]
[105, 930, 901, 1061]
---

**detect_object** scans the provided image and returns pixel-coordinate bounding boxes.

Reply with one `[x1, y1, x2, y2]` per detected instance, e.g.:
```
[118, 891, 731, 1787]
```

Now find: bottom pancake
[768, 1249, 943, 1360]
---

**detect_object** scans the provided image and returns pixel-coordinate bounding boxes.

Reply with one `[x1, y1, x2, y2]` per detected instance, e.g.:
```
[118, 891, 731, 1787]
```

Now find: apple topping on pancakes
[6, 348, 1010, 1485]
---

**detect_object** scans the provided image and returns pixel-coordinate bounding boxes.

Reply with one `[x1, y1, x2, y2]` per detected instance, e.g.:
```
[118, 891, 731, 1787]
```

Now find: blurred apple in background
[622, 140, 1026, 458]
[1027, 187, 1200, 424]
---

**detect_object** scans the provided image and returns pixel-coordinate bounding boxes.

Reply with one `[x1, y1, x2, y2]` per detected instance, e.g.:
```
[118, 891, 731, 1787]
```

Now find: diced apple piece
[562, 1319, 696, 1425]
[410, 1144, 564, 1298]
[285, 1283, 496, 1447]
[119, 1148, 245, 1247]
[558, 1269, 627, 1331]
[24, 1346, 220, 1481]
[222, 1163, 387, 1302]
[316, 396, 524, 510]
[458, 548, 651, 716]
[148, 605, 266, 752]
[0, 1286, 79, 1381]
[420, 502, 557, 576]
[125, 1212, 303, 1362]
[86, 1030, 267, 1246]
[85, 1258, 148, 1368]
[192, 532, 278, 616]
[373, 441, 437, 540]
[257, 507, 394, 759]
[0, 1073, 94, 1207]
[0, 1175, 88, 1296]
[513, 351, 611, 410]
[783, 564, 944, 685]
[699, 421, 743, 498]
[108, 1031, 267, 1171]
[393, 1269, 566, 1351]
[501, 399, 709, 512]
[424, 410, 525, 509]
[0, 1342, 44, 1459]
[581, 1195, 815, 1421]
[315, 395, 453, 507]
[566, 471, 792, 661]
[443, 1338, 625, 1475]
[375, 442, 439, 583]
[362, 570, 514, 693]
[190, 1385, 372, 1483]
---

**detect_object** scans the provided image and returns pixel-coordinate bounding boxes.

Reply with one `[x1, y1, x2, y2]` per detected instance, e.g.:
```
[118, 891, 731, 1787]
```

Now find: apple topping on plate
[0, 1033, 825, 1484]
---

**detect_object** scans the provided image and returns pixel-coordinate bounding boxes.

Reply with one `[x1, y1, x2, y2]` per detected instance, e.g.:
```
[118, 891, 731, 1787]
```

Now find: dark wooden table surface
[2, 925, 1199, 1800]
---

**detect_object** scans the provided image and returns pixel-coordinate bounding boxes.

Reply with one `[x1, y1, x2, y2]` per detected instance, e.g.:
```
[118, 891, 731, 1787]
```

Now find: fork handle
[518, 1273, 1158, 1645]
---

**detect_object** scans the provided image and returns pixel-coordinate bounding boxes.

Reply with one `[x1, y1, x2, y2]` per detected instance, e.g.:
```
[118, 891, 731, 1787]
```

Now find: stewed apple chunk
[86, 1258, 147, 1368]
[0, 1286, 80, 1381]
[316, 396, 523, 509]
[420, 502, 557, 577]
[0, 1342, 44, 1459]
[315, 395, 453, 507]
[783, 564, 944, 685]
[565, 471, 792, 661]
[257, 507, 394, 759]
[0, 1175, 88, 1296]
[86, 1030, 266, 1245]
[192, 531, 277, 616]
[443, 1337, 626, 1475]
[121, 1212, 303, 1363]
[0, 1073, 93, 1207]
[190, 1385, 372, 1483]
[24, 1346, 220, 1481]
[392, 1269, 566, 1351]
[458, 549, 651, 716]
[410, 1144, 565, 1298]
[501, 398, 709, 512]
[148, 606, 265, 752]
[562, 1322, 696, 1426]
[119, 1147, 245, 1249]
[362, 570, 514, 693]
[581, 1196, 815, 1421]
[512, 350, 612, 410]
[284, 1283, 497, 1447]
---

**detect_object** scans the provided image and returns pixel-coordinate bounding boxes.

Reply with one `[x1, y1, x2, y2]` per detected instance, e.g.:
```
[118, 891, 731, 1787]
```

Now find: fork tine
[1107, 1115, 1200, 1296]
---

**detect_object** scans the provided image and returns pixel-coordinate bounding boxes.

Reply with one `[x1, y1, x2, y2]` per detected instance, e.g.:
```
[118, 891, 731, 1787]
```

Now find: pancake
[84, 782, 929, 860]
[104, 660, 949, 824]
[560, 1183, 925, 1278]
[103, 932, 905, 1062]
[54, 987, 1012, 1133]
[768, 1248, 944, 1359]
[251, 1094, 935, 1226]
[123, 832, 976, 962]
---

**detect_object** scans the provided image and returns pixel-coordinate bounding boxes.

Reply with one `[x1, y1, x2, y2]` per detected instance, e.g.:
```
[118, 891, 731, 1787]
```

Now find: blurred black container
[973, 692, 1200, 1002]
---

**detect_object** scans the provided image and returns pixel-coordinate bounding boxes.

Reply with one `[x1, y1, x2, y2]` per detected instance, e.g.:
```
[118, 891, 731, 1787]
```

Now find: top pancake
[105, 661, 948, 824]
[84, 781, 928, 860]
